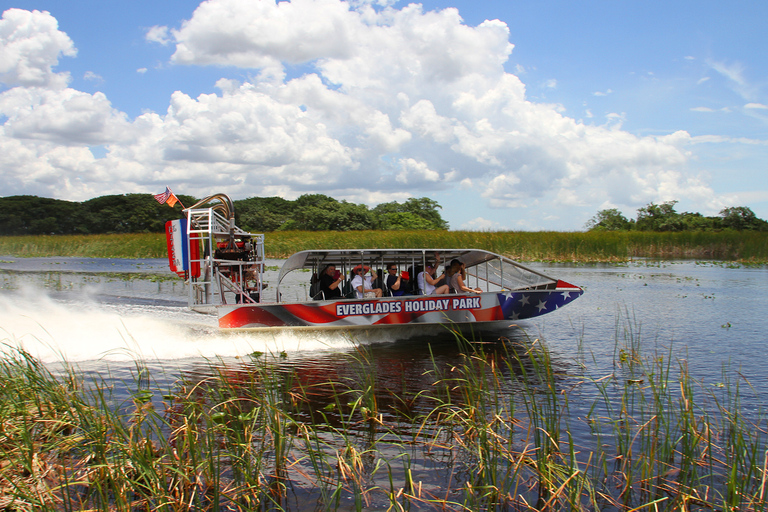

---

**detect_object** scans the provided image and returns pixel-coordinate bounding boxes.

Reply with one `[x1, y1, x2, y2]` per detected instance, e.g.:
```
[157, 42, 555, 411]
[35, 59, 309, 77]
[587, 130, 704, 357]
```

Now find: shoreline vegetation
[1, 326, 766, 510]
[0, 230, 767, 263]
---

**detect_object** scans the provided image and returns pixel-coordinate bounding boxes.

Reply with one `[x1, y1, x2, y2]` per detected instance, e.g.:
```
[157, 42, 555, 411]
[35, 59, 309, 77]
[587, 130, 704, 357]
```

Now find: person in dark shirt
[385, 264, 407, 296]
[319, 264, 344, 299]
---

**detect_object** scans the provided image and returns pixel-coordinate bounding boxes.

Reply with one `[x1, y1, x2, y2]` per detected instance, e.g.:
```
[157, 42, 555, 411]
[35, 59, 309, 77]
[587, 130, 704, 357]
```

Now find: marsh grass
[1, 230, 767, 262]
[1, 322, 766, 511]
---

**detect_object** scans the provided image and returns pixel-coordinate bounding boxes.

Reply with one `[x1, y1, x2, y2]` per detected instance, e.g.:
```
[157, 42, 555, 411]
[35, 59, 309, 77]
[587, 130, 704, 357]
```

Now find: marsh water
[1, 256, 767, 507]
[2, 256, 767, 406]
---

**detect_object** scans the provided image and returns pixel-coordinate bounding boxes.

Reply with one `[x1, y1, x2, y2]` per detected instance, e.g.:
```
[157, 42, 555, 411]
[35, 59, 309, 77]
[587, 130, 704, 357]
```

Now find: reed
[1, 319, 766, 510]
[0, 233, 167, 259]
[1, 230, 767, 262]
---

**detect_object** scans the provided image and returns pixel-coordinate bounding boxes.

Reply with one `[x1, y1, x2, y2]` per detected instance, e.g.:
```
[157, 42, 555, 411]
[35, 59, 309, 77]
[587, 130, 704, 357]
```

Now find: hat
[352, 264, 369, 273]
[400, 271, 410, 280]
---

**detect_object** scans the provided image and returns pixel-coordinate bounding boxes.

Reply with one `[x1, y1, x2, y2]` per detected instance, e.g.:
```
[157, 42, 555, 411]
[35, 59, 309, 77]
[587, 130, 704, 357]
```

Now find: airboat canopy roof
[277, 248, 557, 294]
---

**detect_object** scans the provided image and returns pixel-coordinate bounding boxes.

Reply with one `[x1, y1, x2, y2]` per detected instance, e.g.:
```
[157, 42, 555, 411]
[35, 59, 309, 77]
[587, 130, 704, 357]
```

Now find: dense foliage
[0, 194, 196, 236]
[586, 200, 768, 232]
[0, 193, 449, 235]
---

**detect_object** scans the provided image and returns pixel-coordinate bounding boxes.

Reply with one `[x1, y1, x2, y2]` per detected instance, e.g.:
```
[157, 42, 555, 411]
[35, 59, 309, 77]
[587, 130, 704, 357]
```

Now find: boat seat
[341, 280, 356, 299]
[309, 273, 323, 300]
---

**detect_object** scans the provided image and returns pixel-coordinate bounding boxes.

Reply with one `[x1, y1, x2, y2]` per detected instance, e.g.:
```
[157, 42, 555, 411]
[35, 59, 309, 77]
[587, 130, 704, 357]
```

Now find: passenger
[446, 259, 460, 293]
[418, 263, 449, 295]
[351, 265, 382, 299]
[319, 264, 344, 299]
[385, 264, 408, 296]
[449, 260, 482, 294]
[434, 263, 448, 289]
[371, 268, 382, 291]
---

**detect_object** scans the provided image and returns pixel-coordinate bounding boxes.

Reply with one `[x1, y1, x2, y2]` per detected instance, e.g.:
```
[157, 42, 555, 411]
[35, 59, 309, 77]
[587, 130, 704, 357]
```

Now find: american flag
[154, 187, 179, 207]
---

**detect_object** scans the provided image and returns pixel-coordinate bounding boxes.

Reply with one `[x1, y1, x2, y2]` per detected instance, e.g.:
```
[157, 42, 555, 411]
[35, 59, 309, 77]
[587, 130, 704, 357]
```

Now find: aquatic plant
[1, 230, 767, 263]
[0, 318, 766, 510]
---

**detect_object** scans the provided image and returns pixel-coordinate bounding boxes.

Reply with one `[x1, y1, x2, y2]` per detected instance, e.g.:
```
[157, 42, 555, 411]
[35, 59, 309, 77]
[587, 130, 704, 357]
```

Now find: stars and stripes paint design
[218, 281, 583, 329]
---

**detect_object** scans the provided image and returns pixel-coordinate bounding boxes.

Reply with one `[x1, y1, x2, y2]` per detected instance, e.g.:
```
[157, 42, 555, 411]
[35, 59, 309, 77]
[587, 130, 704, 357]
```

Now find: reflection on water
[178, 330, 538, 426]
[157, 332, 556, 508]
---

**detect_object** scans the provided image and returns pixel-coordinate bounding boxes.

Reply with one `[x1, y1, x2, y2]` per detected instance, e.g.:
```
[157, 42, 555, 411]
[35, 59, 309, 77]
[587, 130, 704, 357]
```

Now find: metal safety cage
[185, 206, 265, 313]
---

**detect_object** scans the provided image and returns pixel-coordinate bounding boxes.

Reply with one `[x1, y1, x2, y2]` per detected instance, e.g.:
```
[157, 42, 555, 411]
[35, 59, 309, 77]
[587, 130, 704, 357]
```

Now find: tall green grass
[1, 230, 767, 262]
[0, 233, 167, 259]
[1, 320, 766, 510]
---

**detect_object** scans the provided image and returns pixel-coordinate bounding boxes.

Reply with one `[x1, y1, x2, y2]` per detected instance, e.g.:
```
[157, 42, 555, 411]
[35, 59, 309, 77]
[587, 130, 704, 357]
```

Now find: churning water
[1, 257, 766, 383]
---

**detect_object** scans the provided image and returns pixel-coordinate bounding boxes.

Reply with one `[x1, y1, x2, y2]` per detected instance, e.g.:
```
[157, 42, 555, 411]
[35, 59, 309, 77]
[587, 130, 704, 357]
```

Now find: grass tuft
[0, 321, 766, 510]
[1, 230, 767, 262]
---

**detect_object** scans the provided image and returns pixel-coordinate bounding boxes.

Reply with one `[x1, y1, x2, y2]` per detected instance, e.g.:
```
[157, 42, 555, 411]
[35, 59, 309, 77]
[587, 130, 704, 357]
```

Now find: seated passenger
[446, 259, 460, 293]
[449, 260, 482, 294]
[351, 265, 383, 299]
[418, 264, 449, 295]
[385, 264, 408, 296]
[371, 268, 382, 290]
[319, 264, 344, 299]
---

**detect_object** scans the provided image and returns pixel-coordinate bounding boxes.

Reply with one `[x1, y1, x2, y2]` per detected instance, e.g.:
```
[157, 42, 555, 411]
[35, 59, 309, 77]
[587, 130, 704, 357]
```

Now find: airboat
[165, 194, 583, 330]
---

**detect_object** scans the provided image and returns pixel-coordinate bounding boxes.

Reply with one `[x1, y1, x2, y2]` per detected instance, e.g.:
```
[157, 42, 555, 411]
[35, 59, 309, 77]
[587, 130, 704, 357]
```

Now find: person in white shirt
[351, 265, 382, 299]
[417, 264, 449, 295]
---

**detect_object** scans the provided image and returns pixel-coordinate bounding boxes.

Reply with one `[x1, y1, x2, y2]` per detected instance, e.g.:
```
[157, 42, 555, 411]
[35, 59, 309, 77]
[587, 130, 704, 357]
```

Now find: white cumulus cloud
[0, 8, 75, 88]
[0, 2, 724, 223]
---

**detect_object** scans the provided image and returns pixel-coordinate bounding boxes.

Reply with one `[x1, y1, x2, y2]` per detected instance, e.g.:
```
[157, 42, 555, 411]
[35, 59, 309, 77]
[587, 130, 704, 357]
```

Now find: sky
[0, 0, 766, 231]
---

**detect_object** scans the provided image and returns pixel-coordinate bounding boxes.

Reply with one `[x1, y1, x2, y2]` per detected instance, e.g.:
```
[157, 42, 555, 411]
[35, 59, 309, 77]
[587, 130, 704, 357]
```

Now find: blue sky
[1, 0, 766, 230]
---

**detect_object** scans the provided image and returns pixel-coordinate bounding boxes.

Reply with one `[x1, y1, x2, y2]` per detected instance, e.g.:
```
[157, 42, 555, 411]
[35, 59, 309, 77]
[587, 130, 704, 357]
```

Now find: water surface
[2, 256, 766, 508]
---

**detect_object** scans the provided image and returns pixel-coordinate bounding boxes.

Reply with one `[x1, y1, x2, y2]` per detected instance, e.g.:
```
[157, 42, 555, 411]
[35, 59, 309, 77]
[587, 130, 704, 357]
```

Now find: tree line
[586, 201, 768, 231]
[0, 193, 449, 236]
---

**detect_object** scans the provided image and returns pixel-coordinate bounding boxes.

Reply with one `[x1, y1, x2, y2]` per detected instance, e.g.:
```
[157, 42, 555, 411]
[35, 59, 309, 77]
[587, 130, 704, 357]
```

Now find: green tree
[719, 206, 768, 231]
[402, 197, 449, 230]
[295, 194, 339, 210]
[235, 197, 293, 231]
[0, 196, 86, 235]
[82, 194, 189, 233]
[679, 212, 720, 231]
[280, 195, 374, 231]
[377, 212, 436, 230]
[635, 201, 683, 231]
[372, 197, 448, 230]
[585, 208, 632, 231]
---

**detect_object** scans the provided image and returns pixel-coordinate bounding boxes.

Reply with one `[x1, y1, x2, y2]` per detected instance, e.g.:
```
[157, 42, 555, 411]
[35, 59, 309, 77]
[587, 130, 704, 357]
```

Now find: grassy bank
[1, 230, 767, 262]
[0, 326, 765, 510]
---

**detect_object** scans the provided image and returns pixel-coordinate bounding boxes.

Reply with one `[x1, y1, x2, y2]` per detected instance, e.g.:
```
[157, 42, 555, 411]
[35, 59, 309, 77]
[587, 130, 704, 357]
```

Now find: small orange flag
[154, 187, 181, 208]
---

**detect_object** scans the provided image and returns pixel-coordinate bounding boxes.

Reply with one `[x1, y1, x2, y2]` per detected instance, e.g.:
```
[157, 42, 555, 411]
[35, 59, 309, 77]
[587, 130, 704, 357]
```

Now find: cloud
[745, 102, 768, 110]
[145, 25, 171, 45]
[83, 71, 102, 83]
[707, 59, 759, 101]
[0, 87, 132, 145]
[170, 0, 359, 70]
[0, 3, 712, 221]
[395, 157, 440, 184]
[0, 8, 76, 87]
[461, 216, 498, 230]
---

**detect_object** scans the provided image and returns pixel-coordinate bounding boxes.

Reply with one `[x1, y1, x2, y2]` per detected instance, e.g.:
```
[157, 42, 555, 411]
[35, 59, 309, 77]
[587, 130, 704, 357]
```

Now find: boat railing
[184, 206, 265, 311]
[473, 259, 555, 292]
[270, 250, 558, 303]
